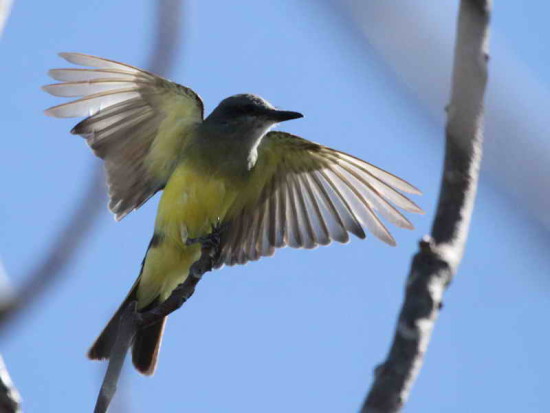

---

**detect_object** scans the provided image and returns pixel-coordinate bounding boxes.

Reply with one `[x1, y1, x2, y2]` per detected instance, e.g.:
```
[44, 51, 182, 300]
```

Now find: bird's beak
[267, 109, 304, 122]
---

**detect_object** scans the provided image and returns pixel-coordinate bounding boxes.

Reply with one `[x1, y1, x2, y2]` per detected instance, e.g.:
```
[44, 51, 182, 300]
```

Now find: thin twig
[94, 302, 137, 413]
[362, 1, 491, 412]
[94, 237, 219, 413]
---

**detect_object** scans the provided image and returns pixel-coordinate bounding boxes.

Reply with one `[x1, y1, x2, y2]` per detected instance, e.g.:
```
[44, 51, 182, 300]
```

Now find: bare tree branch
[328, 0, 550, 231]
[362, 1, 491, 412]
[94, 235, 219, 413]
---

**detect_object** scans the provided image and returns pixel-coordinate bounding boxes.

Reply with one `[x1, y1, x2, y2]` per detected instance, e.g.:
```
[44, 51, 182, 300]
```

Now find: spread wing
[217, 131, 423, 267]
[43, 52, 204, 220]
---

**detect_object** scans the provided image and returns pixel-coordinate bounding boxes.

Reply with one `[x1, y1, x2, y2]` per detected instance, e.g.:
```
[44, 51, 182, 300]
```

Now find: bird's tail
[131, 312, 166, 375]
[87, 279, 167, 376]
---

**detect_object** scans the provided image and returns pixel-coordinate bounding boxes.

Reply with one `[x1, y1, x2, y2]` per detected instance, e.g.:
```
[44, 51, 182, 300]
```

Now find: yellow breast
[155, 162, 241, 245]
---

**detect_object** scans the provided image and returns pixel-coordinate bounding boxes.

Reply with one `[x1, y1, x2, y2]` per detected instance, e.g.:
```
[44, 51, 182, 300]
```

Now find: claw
[187, 221, 225, 276]
[185, 220, 225, 251]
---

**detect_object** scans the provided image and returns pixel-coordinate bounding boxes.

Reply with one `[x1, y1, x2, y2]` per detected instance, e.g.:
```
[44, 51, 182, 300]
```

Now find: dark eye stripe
[226, 104, 261, 116]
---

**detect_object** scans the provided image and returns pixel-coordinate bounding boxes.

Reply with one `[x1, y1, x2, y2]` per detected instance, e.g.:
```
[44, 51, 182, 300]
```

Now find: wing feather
[318, 169, 366, 240]
[45, 88, 142, 118]
[274, 174, 287, 248]
[328, 165, 395, 245]
[283, 174, 302, 248]
[296, 172, 329, 246]
[288, 174, 317, 249]
[307, 170, 349, 244]
[335, 162, 413, 229]
[44, 52, 204, 220]
[332, 153, 422, 213]
[58, 52, 142, 72]
[48, 68, 138, 82]
[43, 79, 143, 97]
[218, 132, 422, 266]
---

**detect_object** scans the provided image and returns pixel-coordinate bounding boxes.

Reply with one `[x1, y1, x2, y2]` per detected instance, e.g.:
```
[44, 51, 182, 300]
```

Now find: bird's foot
[187, 222, 225, 276]
[186, 221, 224, 250]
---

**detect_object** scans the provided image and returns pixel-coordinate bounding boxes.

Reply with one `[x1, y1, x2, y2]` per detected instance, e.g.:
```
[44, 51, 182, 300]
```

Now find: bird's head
[205, 94, 303, 130]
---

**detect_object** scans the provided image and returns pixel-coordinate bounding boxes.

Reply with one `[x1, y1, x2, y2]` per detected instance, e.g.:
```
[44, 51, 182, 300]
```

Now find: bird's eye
[242, 104, 256, 114]
[226, 103, 257, 117]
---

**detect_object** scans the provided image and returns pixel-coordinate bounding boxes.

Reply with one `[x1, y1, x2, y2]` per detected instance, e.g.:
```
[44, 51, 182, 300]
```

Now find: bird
[43, 52, 423, 375]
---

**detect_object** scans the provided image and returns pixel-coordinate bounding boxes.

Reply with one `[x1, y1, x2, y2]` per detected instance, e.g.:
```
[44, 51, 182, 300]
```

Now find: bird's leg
[186, 220, 224, 269]
[185, 219, 224, 250]
[206, 221, 224, 264]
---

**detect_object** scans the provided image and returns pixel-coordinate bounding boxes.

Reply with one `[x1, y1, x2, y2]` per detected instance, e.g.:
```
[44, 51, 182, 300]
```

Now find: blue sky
[1, 1, 549, 412]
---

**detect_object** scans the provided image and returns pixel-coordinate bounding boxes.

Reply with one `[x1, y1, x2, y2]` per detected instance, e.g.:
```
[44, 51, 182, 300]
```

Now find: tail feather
[88, 282, 138, 361]
[132, 317, 167, 375]
[88, 280, 167, 376]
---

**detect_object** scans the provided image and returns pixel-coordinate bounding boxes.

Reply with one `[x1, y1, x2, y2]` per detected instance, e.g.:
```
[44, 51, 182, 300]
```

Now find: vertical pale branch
[362, 1, 491, 412]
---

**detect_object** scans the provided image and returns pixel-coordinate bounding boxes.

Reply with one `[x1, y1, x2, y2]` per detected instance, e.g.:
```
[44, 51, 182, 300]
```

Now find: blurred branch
[0, 0, 183, 409]
[0, 0, 13, 38]
[362, 1, 491, 412]
[0, 0, 184, 331]
[0, 167, 105, 330]
[147, 0, 183, 74]
[94, 236, 218, 413]
[326, 0, 550, 231]
[0, 356, 21, 413]
[0, 3, 22, 412]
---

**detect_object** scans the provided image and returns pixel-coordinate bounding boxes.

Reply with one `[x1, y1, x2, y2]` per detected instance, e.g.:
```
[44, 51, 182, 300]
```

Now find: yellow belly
[137, 163, 241, 307]
[156, 163, 240, 243]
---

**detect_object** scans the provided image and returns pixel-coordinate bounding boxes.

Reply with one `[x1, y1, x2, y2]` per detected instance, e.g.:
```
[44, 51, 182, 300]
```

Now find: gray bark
[362, 1, 491, 411]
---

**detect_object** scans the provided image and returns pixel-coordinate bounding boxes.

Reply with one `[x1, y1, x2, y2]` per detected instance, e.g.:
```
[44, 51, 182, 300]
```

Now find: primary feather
[216, 131, 423, 266]
[44, 52, 204, 220]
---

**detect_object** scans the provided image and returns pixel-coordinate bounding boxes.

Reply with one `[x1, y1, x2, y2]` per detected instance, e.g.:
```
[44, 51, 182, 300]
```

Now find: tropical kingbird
[44, 53, 423, 375]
